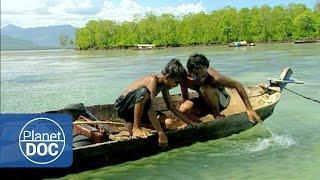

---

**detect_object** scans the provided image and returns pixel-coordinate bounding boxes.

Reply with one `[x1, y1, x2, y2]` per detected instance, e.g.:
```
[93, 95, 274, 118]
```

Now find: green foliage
[75, 4, 320, 50]
[293, 11, 316, 38]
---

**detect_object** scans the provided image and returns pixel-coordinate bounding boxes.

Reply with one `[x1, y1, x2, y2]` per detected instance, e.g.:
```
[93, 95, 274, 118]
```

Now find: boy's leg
[132, 92, 150, 137]
[179, 99, 204, 122]
[179, 100, 194, 113]
[156, 112, 174, 130]
[178, 100, 202, 129]
[199, 85, 223, 118]
[164, 118, 173, 130]
[125, 122, 133, 136]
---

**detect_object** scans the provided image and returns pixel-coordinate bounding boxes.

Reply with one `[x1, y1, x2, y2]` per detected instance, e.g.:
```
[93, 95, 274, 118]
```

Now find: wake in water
[246, 128, 294, 153]
[208, 126, 295, 157]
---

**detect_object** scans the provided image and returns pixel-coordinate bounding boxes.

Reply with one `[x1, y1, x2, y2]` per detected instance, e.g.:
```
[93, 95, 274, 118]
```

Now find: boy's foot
[178, 123, 188, 130]
[214, 114, 225, 119]
[132, 128, 149, 138]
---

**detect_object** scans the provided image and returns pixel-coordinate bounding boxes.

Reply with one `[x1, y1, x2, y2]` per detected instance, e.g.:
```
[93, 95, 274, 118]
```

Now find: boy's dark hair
[162, 58, 187, 83]
[186, 53, 210, 71]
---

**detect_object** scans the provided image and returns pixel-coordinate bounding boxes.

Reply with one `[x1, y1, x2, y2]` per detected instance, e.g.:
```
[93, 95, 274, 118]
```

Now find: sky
[1, 0, 317, 28]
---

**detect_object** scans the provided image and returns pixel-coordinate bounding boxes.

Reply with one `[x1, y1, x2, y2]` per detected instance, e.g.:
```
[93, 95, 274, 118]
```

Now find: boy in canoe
[179, 53, 261, 125]
[114, 59, 196, 147]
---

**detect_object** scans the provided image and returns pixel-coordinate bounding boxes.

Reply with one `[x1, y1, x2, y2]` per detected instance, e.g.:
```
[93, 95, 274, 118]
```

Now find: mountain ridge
[1, 24, 76, 49]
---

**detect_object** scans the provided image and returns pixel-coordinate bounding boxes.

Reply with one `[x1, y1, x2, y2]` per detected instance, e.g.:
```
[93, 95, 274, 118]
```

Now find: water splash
[208, 127, 295, 157]
[246, 128, 294, 153]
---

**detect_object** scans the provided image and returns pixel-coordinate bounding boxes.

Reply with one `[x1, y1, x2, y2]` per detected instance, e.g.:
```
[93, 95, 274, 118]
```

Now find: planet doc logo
[19, 117, 65, 165]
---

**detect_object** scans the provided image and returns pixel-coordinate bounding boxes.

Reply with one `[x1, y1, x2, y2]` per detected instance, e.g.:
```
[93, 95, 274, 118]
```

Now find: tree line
[75, 3, 320, 50]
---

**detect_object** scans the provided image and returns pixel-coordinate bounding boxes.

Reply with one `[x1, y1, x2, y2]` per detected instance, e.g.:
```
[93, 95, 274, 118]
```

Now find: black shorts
[190, 93, 229, 117]
[114, 86, 151, 124]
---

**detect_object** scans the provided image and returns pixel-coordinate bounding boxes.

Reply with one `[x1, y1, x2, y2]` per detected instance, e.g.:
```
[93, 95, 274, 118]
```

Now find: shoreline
[1, 39, 319, 52]
[74, 39, 320, 51]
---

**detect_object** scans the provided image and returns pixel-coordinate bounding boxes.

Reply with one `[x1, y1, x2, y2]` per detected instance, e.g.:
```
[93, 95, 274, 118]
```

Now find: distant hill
[1, 24, 76, 49]
[0, 35, 39, 50]
[0, 35, 64, 51]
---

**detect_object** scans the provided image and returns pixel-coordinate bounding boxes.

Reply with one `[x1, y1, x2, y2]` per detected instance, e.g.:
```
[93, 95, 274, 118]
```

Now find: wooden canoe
[4, 68, 294, 179]
[72, 85, 281, 166]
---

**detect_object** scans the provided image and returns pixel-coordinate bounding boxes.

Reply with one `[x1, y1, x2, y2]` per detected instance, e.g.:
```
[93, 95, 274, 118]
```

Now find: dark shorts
[114, 86, 152, 124]
[190, 89, 230, 117]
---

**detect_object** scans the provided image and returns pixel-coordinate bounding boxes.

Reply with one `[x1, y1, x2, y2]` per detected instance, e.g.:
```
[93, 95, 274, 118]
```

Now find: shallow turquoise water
[1, 44, 320, 179]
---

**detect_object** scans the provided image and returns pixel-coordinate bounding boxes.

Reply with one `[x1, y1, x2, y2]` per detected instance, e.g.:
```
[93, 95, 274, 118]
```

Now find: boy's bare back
[121, 75, 158, 97]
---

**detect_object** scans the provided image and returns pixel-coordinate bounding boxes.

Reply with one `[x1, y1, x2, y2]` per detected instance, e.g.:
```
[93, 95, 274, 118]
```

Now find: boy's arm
[209, 69, 262, 123]
[146, 77, 157, 99]
[180, 82, 189, 103]
[147, 103, 168, 147]
[162, 88, 197, 125]
[146, 76, 168, 147]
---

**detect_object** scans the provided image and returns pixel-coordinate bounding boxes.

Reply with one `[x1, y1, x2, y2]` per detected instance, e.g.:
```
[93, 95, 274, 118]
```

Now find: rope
[249, 91, 267, 97]
[284, 87, 320, 104]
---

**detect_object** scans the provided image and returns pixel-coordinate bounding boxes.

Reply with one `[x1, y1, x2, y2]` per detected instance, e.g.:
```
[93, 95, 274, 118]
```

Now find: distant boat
[294, 40, 319, 44]
[136, 44, 156, 50]
[228, 41, 255, 47]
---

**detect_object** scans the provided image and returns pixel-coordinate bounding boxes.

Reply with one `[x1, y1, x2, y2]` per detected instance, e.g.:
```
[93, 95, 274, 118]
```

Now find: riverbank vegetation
[75, 3, 320, 50]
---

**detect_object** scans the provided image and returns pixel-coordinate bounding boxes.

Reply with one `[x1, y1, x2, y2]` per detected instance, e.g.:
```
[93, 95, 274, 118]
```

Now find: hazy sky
[1, 0, 316, 28]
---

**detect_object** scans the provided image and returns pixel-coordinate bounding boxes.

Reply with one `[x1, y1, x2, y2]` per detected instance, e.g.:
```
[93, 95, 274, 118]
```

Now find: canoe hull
[3, 89, 280, 179]
[74, 97, 277, 167]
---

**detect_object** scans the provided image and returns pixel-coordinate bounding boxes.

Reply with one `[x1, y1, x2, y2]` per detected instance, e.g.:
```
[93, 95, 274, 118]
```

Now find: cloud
[96, 0, 205, 22]
[48, 0, 103, 15]
[66, 7, 101, 15]
[2, 8, 51, 15]
[175, 3, 206, 14]
[151, 2, 206, 16]
[96, 0, 145, 22]
[1, 0, 51, 15]
[1, 0, 206, 28]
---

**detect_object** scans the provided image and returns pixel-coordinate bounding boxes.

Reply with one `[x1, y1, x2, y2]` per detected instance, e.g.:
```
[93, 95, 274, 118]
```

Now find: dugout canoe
[4, 67, 296, 179]
[72, 84, 280, 167]
[67, 67, 295, 175]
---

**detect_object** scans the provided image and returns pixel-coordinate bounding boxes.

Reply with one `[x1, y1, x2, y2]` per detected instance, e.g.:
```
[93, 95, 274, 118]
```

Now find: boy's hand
[247, 110, 262, 124]
[158, 132, 168, 147]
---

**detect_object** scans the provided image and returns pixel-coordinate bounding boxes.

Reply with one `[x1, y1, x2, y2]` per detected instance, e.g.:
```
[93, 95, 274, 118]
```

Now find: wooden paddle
[74, 115, 124, 125]
[73, 121, 124, 125]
